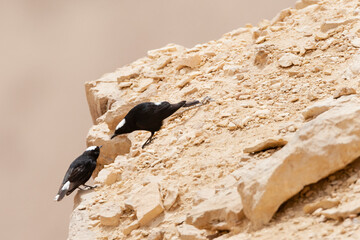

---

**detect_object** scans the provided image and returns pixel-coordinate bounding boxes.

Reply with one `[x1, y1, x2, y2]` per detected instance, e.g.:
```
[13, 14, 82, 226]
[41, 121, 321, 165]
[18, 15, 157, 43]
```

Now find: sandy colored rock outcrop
[70, 0, 360, 239]
[243, 136, 288, 153]
[68, 191, 97, 240]
[177, 224, 207, 240]
[124, 182, 164, 226]
[99, 201, 122, 226]
[303, 198, 340, 214]
[186, 188, 244, 230]
[321, 198, 360, 220]
[238, 99, 360, 227]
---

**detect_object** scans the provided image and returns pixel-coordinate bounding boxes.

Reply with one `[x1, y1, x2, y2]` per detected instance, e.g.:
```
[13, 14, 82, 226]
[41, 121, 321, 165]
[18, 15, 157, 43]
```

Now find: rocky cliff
[69, 0, 360, 239]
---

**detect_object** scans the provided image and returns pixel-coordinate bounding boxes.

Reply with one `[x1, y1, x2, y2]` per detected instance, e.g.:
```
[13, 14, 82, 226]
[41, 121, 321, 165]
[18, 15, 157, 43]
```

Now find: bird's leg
[142, 132, 155, 149]
[82, 184, 97, 190]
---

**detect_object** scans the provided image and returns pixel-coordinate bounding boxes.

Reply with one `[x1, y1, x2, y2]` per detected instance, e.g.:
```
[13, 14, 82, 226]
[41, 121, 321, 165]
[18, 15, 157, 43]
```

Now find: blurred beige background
[0, 0, 295, 239]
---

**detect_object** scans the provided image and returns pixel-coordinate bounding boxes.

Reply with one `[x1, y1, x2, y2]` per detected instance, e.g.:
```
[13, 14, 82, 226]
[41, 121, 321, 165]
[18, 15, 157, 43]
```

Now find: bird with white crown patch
[111, 98, 212, 148]
[54, 145, 102, 201]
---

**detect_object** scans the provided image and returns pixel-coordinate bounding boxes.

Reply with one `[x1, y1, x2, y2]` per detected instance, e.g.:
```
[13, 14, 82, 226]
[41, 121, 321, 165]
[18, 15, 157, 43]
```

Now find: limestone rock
[243, 137, 288, 153]
[227, 122, 237, 131]
[226, 27, 248, 37]
[301, 98, 335, 120]
[175, 54, 202, 70]
[321, 199, 360, 220]
[99, 202, 122, 226]
[333, 87, 356, 99]
[278, 53, 302, 68]
[301, 95, 360, 120]
[177, 224, 207, 240]
[238, 100, 360, 227]
[155, 56, 172, 69]
[95, 167, 119, 185]
[162, 186, 179, 210]
[349, 54, 360, 75]
[122, 221, 140, 235]
[85, 80, 121, 123]
[254, 109, 271, 119]
[73, 189, 96, 210]
[194, 188, 216, 205]
[254, 48, 269, 67]
[314, 31, 329, 41]
[119, 82, 132, 89]
[182, 86, 198, 96]
[321, 18, 360, 32]
[271, 8, 292, 25]
[223, 65, 241, 76]
[147, 44, 185, 58]
[148, 229, 164, 240]
[135, 78, 153, 92]
[295, 0, 320, 9]
[125, 182, 164, 226]
[117, 66, 141, 82]
[186, 188, 244, 230]
[351, 38, 360, 48]
[303, 198, 340, 214]
[68, 191, 97, 240]
[176, 77, 192, 89]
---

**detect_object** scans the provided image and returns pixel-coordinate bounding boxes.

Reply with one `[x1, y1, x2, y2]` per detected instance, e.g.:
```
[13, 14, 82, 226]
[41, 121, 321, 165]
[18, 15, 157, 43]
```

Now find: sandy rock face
[238, 99, 360, 227]
[99, 201, 122, 226]
[278, 53, 302, 68]
[68, 191, 97, 240]
[177, 224, 207, 240]
[321, 199, 360, 220]
[243, 137, 288, 153]
[186, 188, 244, 230]
[124, 182, 164, 226]
[71, 0, 360, 239]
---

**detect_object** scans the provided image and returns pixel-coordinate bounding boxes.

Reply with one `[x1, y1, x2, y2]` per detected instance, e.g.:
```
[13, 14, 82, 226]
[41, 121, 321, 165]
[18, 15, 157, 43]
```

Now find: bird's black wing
[152, 102, 171, 113]
[65, 161, 94, 195]
[67, 164, 88, 182]
[152, 101, 184, 119]
[133, 102, 171, 129]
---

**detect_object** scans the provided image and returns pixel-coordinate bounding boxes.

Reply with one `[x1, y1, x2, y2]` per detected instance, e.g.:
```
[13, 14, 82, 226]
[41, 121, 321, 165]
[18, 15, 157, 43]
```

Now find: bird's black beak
[98, 145, 103, 148]
[110, 134, 117, 140]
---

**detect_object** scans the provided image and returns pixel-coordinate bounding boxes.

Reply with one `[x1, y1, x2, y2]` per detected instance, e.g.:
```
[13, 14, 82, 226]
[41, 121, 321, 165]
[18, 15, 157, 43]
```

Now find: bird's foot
[82, 184, 97, 190]
[200, 96, 214, 105]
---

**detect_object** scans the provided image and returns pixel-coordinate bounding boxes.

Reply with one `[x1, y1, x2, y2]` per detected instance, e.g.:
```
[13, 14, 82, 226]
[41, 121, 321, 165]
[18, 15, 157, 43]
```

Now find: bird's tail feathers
[54, 180, 70, 202]
[54, 189, 67, 201]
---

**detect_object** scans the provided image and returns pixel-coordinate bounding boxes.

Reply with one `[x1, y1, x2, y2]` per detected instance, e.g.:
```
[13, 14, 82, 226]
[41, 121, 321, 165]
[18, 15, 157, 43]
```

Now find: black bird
[54, 145, 102, 201]
[111, 100, 201, 148]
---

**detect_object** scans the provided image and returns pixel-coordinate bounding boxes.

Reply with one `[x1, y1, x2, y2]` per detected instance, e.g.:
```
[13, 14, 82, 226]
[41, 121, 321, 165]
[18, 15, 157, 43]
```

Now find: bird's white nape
[116, 119, 126, 130]
[62, 181, 70, 191]
[85, 146, 97, 151]
[154, 102, 162, 106]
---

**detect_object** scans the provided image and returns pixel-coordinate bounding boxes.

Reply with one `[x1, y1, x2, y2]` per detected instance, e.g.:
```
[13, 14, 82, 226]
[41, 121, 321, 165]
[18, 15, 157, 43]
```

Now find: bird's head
[111, 118, 130, 139]
[84, 145, 102, 158]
